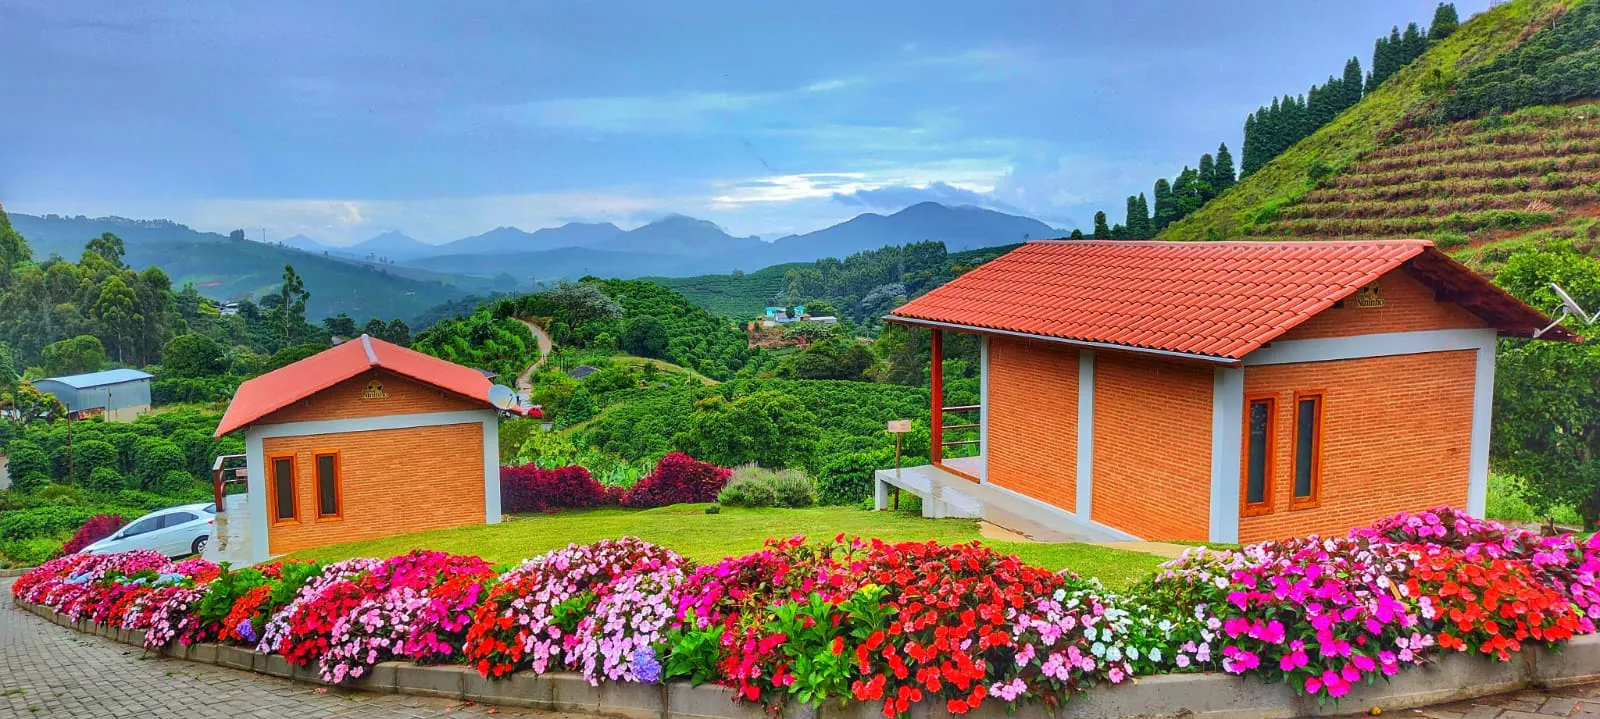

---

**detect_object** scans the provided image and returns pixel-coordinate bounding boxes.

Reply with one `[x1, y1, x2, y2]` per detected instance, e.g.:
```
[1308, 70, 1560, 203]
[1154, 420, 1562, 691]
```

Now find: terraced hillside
[1158, 0, 1582, 243]
[1253, 105, 1600, 245]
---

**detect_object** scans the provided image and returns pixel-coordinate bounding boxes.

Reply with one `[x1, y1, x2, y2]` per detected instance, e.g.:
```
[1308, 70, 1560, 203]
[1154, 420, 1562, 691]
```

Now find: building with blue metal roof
[34, 368, 154, 422]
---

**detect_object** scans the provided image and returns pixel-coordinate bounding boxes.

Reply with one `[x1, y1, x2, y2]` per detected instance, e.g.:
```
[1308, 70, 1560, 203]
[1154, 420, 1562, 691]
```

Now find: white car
[81, 503, 217, 558]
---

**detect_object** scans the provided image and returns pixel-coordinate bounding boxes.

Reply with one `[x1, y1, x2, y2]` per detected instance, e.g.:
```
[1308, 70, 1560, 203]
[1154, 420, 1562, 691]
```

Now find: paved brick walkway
[0, 577, 566, 718]
[1412, 685, 1600, 719]
[4, 578, 1598, 718]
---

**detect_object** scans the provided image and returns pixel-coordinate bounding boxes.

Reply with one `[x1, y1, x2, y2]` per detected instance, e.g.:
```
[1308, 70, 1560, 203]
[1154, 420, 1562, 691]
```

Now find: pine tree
[1152, 178, 1177, 231]
[1213, 143, 1236, 191]
[1401, 23, 1426, 65]
[1429, 3, 1459, 41]
[1069, 228, 1085, 239]
[1342, 57, 1364, 108]
[1092, 211, 1110, 239]
[1111, 223, 1127, 240]
[1134, 193, 1150, 238]
[1241, 113, 1259, 177]
[1198, 153, 1216, 189]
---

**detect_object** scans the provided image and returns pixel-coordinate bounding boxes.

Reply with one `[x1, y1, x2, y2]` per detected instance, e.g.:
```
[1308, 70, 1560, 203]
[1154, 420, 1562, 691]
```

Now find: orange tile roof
[889, 239, 1571, 362]
[214, 335, 534, 437]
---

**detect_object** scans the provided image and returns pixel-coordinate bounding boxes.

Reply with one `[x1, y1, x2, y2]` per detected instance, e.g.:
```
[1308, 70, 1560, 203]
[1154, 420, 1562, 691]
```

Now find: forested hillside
[10, 213, 489, 321]
[1159, 0, 1583, 242]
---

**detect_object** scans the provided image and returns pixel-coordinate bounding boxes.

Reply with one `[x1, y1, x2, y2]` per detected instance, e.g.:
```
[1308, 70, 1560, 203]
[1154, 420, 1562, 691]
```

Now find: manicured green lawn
[285, 505, 1168, 590]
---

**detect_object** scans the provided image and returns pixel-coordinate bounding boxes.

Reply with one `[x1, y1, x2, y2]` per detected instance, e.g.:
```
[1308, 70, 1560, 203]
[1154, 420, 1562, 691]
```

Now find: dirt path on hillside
[513, 318, 553, 395]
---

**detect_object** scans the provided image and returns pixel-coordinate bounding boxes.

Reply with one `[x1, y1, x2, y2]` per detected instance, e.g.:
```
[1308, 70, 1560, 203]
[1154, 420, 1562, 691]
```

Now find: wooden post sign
[886, 420, 912, 509]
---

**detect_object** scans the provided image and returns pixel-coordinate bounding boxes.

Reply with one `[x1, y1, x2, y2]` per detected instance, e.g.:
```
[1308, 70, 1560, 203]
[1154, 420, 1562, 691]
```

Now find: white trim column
[1076, 350, 1095, 519]
[245, 431, 269, 565]
[1467, 337, 1497, 517]
[1209, 367, 1244, 544]
[978, 336, 990, 482]
[484, 416, 503, 524]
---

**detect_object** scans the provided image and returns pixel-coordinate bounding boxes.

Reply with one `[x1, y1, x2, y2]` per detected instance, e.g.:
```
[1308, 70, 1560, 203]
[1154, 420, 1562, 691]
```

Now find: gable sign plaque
[1355, 281, 1384, 308]
[362, 379, 388, 399]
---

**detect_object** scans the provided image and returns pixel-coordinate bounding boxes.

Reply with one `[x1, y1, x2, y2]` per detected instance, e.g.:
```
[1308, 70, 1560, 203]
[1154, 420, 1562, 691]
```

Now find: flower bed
[12, 509, 1600, 716]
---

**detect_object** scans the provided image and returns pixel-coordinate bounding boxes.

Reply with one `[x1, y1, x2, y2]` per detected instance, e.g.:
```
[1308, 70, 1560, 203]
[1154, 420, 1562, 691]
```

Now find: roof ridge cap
[360, 334, 379, 365]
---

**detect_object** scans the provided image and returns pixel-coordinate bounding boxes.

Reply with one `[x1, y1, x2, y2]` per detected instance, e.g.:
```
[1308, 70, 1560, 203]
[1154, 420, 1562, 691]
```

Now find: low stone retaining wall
[0, 567, 36, 578]
[14, 595, 1600, 719]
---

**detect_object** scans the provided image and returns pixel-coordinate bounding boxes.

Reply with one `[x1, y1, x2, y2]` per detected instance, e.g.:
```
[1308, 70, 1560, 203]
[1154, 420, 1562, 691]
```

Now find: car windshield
[201, 504, 217, 514]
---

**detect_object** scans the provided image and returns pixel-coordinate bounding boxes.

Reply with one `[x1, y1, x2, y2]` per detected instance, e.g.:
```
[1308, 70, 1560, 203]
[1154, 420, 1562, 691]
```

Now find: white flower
[1213, 576, 1229, 589]
[1107, 645, 1124, 662]
[1052, 589, 1066, 602]
[1149, 647, 1162, 663]
[1158, 619, 1173, 633]
[1091, 642, 1107, 658]
[1084, 626, 1098, 641]
[1126, 645, 1139, 661]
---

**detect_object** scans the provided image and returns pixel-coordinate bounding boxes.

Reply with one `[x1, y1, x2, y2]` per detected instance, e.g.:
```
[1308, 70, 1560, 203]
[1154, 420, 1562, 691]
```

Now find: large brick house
[210, 335, 534, 564]
[877, 240, 1575, 544]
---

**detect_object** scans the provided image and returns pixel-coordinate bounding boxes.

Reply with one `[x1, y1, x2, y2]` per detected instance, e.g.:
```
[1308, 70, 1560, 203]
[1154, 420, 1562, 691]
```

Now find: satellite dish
[1534, 283, 1596, 338]
[488, 384, 519, 411]
[1552, 284, 1594, 323]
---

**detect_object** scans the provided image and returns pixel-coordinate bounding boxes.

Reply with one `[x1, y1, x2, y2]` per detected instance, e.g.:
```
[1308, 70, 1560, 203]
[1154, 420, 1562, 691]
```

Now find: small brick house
[881, 240, 1574, 544]
[212, 335, 534, 564]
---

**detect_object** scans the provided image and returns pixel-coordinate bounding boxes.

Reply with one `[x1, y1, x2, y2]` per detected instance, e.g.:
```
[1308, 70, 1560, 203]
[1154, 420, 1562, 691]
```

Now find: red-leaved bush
[500, 464, 616, 513]
[619, 453, 730, 508]
[60, 514, 125, 556]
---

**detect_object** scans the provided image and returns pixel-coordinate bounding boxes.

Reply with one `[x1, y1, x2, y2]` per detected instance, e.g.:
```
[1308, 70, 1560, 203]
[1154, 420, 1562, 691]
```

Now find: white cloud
[499, 74, 860, 134]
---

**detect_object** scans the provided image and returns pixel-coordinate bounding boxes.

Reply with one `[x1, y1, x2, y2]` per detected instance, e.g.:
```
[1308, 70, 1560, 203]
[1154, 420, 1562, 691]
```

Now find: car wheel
[191, 535, 207, 557]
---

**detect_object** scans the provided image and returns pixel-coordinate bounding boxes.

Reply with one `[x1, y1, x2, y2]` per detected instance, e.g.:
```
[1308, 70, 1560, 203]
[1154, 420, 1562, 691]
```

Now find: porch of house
[202, 454, 257, 567]
[874, 459, 1118, 543]
[874, 329, 1123, 544]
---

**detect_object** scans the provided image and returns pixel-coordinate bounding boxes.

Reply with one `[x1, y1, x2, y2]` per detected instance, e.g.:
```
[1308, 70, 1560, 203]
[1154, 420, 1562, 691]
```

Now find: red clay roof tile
[214, 335, 533, 437]
[888, 239, 1573, 361]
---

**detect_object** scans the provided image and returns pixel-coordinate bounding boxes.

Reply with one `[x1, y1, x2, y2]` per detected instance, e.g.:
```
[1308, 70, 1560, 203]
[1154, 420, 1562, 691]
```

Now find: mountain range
[7, 202, 1066, 319]
[370, 202, 1064, 278]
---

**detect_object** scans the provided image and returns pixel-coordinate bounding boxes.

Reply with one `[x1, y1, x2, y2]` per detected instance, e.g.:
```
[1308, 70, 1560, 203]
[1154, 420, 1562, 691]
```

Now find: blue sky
[0, 0, 1485, 245]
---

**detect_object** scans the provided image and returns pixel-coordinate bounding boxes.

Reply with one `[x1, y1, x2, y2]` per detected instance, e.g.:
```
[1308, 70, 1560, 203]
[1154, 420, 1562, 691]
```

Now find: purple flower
[631, 646, 662, 684]
[236, 618, 257, 644]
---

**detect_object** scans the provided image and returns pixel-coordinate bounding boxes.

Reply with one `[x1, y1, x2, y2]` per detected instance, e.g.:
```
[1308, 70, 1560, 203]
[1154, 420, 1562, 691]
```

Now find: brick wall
[1091, 353, 1213, 541]
[1280, 267, 1485, 341]
[1238, 350, 1476, 543]
[986, 337, 1079, 512]
[262, 421, 486, 555]
[259, 370, 483, 425]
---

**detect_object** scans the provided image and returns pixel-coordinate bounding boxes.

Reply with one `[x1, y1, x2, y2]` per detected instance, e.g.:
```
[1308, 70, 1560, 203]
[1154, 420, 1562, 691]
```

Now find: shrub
[0, 537, 67, 566]
[0, 505, 100, 541]
[59, 509, 124, 554]
[84, 466, 127, 493]
[153, 469, 199, 496]
[499, 464, 615, 514]
[815, 448, 892, 506]
[619, 453, 730, 508]
[6, 440, 50, 484]
[10, 471, 51, 495]
[72, 439, 119, 484]
[134, 439, 187, 489]
[717, 465, 817, 508]
[33, 483, 84, 506]
[717, 466, 778, 507]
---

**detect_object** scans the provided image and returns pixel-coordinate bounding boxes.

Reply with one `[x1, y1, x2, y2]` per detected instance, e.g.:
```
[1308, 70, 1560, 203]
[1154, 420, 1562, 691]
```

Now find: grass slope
[1159, 0, 1577, 242]
[284, 505, 1168, 589]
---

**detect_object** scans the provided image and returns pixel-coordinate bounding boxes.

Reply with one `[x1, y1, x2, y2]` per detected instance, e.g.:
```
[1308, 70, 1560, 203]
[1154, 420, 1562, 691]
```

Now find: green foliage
[672, 390, 819, 469]
[815, 447, 895, 506]
[196, 566, 269, 629]
[1164, 0, 1571, 242]
[620, 316, 669, 358]
[411, 308, 534, 379]
[557, 387, 598, 429]
[0, 505, 96, 541]
[6, 439, 49, 481]
[1429, 2, 1460, 41]
[134, 438, 187, 490]
[779, 338, 874, 381]
[1434, 1, 1600, 123]
[85, 466, 126, 493]
[72, 440, 119, 484]
[11, 471, 50, 495]
[1491, 244, 1600, 528]
[717, 465, 818, 508]
[161, 333, 228, 378]
[39, 335, 107, 376]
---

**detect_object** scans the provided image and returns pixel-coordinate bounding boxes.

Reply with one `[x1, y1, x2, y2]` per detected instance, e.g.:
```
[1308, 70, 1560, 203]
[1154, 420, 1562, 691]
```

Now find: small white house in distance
[34, 368, 154, 422]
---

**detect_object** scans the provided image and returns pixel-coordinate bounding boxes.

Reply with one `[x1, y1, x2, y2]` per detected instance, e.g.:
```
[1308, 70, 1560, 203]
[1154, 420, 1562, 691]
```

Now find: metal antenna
[1533, 283, 1597, 338]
